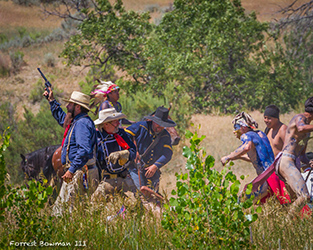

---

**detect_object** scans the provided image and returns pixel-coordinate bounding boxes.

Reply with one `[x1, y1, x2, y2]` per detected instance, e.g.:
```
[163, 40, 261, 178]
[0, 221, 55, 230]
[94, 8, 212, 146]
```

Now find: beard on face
[63, 112, 73, 129]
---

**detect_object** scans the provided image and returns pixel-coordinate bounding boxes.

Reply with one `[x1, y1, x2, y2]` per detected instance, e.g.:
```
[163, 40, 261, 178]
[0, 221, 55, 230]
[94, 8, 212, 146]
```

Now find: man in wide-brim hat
[91, 108, 137, 202]
[125, 106, 176, 196]
[43, 89, 99, 216]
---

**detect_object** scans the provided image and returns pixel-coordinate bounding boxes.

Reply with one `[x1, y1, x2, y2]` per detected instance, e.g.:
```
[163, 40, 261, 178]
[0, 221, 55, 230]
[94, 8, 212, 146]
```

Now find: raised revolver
[37, 68, 52, 99]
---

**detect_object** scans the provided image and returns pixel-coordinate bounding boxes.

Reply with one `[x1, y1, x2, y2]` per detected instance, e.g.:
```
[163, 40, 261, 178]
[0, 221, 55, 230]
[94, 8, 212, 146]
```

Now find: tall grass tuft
[251, 197, 313, 249]
[0, 187, 173, 249]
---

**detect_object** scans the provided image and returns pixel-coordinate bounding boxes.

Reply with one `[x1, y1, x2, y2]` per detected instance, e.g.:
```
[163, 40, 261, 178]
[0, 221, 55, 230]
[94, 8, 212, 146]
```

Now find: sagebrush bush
[44, 52, 56, 67]
[0, 27, 71, 51]
[12, 0, 40, 6]
[9, 50, 25, 75]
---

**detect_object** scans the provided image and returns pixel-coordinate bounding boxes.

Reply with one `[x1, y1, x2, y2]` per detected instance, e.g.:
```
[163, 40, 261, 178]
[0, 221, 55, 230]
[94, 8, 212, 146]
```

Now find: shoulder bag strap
[140, 129, 165, 159]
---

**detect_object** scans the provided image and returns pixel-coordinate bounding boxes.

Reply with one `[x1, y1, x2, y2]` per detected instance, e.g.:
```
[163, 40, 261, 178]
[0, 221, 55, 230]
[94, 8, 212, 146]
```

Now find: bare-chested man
[276, 97, 313, 213]
[264, 105, 287, 157]
[221, 112, 274, 201]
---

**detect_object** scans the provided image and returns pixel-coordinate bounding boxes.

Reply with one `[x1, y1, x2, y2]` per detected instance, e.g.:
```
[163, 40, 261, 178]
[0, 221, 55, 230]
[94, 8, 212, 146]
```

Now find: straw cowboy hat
[62, 91, 91, 111]
[144, 106, 176, 127]
[94, 108, 126, 125]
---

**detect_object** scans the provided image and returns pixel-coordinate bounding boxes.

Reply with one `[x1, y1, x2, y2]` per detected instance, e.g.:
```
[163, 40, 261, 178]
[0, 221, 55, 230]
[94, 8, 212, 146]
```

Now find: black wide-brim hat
[144, 106, 176, 127]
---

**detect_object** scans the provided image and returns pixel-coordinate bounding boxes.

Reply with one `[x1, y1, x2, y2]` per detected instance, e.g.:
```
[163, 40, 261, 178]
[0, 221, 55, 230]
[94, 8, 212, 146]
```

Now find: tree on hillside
[45, 0, 307, 113]
[60, 0, 152, 84]
[268, 0, 313, 108]
[57, 0, 269, 112]
[279, 0, 313, 25]
[143, 0, 269, 112]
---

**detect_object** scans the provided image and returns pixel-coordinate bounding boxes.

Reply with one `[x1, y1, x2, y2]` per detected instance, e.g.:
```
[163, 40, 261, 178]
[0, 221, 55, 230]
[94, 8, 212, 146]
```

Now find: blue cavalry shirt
[49, 100, 96, 174]
[125, 120, 173, 169]
[241, 130, 274, 175]
[97, 128, 136, 174]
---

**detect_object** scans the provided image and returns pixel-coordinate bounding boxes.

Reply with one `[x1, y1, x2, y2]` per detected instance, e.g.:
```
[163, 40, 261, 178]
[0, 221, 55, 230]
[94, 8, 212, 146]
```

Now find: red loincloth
[260, 171, 291, 204]
[244, 153, 291, 205]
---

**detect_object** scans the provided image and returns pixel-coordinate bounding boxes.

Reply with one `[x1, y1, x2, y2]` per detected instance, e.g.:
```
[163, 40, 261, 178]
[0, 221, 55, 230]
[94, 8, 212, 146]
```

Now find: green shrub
[2, 180, 53, 246]
[9, 50, 24, 75]
[17, 27, 27, 38]
[162, 128, 259, 249]
[29, 79, 45, 103]
[0, 129, 10, 224]
[0, 33, 8, 44]
[0, 129, 53, 247]
[12, 0, 40, 6]
[0, 54, 10, 77]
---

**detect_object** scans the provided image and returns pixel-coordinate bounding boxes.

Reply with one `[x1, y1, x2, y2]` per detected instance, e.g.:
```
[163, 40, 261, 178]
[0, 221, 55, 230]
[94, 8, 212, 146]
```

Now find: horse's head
[20, 153, 40, 180]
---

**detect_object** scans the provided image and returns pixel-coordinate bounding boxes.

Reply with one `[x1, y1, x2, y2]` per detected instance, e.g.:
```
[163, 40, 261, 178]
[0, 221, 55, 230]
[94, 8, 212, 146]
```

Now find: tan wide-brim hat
[62, 91, 91, 111]
[94, 108, 126, 125]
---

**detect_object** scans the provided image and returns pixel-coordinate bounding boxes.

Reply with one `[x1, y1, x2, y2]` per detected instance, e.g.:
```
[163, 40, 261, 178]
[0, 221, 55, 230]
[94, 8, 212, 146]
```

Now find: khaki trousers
[52, 167, 99, 216]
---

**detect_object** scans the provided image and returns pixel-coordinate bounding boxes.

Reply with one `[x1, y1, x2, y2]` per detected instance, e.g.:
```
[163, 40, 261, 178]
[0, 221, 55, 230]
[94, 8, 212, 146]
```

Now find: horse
[50, 145, 64, 179]
[20, 145, 61, 182]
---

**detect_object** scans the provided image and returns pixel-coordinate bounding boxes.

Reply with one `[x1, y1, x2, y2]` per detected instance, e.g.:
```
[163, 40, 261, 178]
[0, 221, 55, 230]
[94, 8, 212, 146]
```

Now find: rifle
[37, 68, 52, 99]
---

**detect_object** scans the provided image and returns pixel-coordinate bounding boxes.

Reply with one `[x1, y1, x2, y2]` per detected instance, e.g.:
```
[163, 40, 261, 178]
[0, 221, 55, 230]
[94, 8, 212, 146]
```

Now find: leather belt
[102, 170, 128, 179]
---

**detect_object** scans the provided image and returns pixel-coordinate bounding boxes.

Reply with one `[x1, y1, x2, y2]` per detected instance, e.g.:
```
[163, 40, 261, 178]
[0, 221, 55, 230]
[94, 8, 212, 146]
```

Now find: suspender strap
[65, 123, 77, 165]
[140, 129, 165, 160]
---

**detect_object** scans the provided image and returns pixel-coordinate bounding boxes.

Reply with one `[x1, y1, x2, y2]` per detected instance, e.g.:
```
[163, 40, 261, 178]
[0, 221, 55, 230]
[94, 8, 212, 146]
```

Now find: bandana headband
[91, 89, 106, 95]
[232, 112, 258, 130]
[106, 85, 120, 94]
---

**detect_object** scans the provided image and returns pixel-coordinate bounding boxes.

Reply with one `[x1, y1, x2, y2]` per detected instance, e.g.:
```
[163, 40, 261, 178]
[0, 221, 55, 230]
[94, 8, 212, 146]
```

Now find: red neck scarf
[62, 123, 71, 147]
[113, 133, 130, 150]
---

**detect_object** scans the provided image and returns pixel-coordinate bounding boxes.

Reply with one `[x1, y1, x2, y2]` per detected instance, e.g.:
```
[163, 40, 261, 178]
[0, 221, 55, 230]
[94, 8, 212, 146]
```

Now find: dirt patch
[0, 1, 62, 32]
[242, 0, 308, 22]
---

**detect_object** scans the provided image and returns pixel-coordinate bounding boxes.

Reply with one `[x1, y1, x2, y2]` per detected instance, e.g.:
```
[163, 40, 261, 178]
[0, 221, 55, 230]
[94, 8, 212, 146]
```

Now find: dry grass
[0, 1, 62, 32]
[241, 0, 308, 22]
[0, 0, 303, 33]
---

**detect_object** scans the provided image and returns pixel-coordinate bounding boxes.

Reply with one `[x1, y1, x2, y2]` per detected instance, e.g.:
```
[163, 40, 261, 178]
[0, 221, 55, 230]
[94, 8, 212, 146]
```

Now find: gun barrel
[37, 68, 51, 101]
[37, 68, 48, 82]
